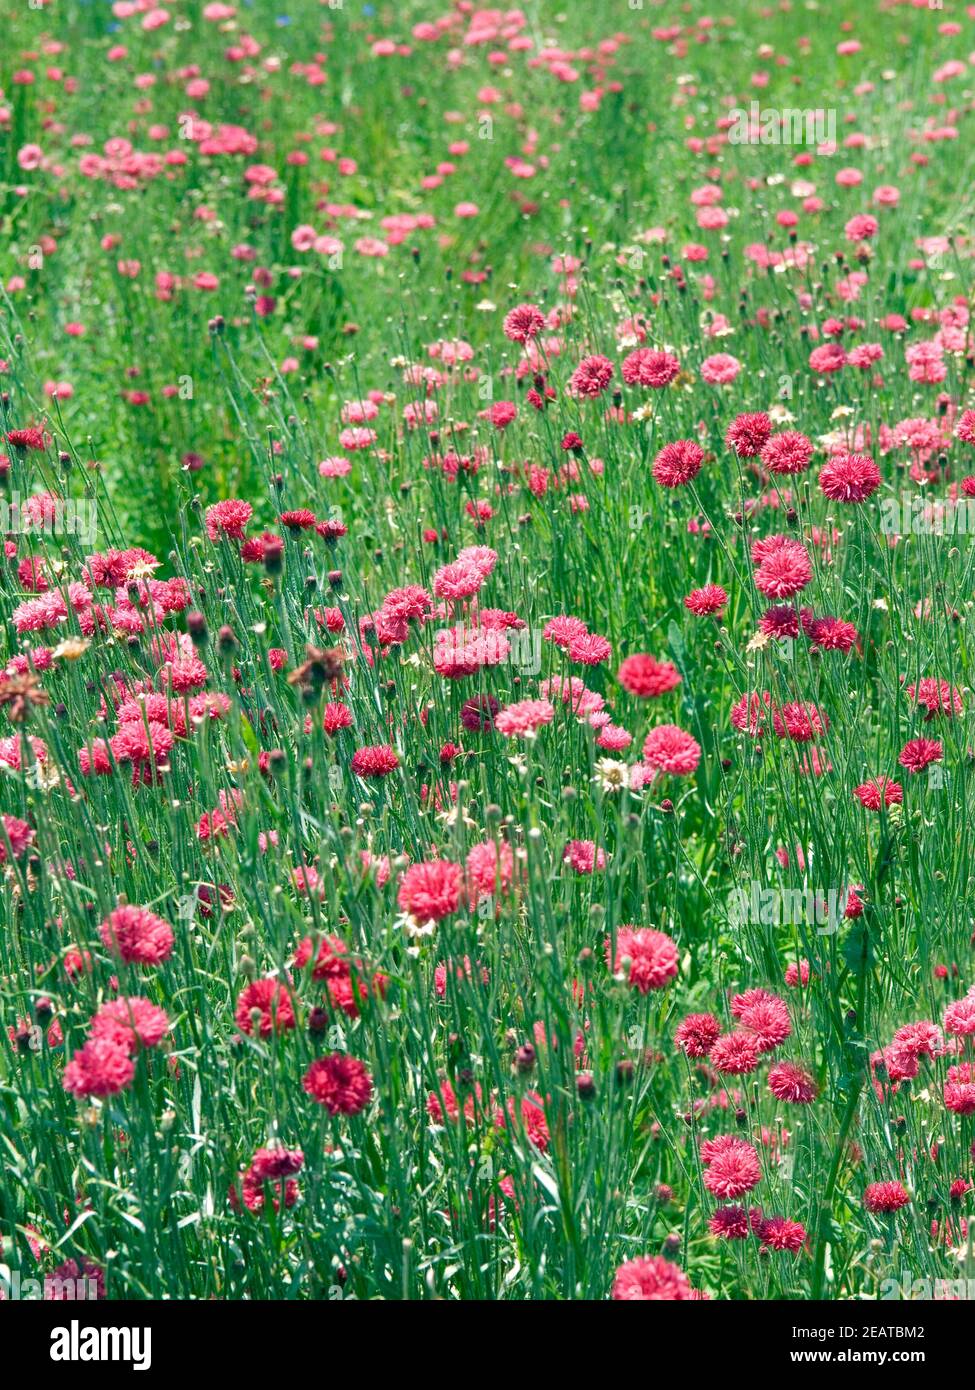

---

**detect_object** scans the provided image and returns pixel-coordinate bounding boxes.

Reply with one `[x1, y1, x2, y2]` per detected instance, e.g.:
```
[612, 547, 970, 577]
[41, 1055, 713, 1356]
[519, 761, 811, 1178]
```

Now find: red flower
[653, 438, 704, 487]
[819, 452, 881, 503]
[943, 997, 975, 1037]
[864, 1181, 909, 1214]
[808, 616, 858, 652]
[703, 1139, 762, 1197]
[279, 509, 317, 531]
[110, 718, 174, 769]
[898, 738, 942, 774]
[772, 701, 829, 743]
[90, 997, 170, 1052]
[235, 978, 296, 1036]
[944, 1063, 975, 1115]
[731, 988, 791, 1051]
[758, 1216, 807, 1252]
[303, 1053, 373, 1116]
[710, 1031, 761, 1075]
[760, 606, 800, 640]
[684, 584, 728, 616]
[350, 743, 400, 778]
[460, 694, 500, 732]
[753, 536, 813, 599]
[617, 653, 681, 698]
[725, 412, 772, 457]
[498, 1092, 550, 1152]
[853, 777, 902, 810]
[249, 1144, 304, 1181]
[904, 677, 963, 719]
[761, 430, 813, 475]
[6, 426, 50, 451]
[709, 1205, 754, 1239]
[237, 1145, 303, 1213]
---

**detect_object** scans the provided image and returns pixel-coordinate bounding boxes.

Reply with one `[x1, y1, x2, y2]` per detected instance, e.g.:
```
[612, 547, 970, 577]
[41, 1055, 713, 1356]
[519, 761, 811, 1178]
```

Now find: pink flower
[99, 905, 174, 965]
[642, 724, 701, 776]
[944, 995, 975, 1037]
[700, 353, 740, 384]
[845, 213, 878, 242]
[350, 744, 400, 778]
[90, 998, 170, 1052]
[611, 1255, 693, 1301]
[819, 452, 881, 503]
[710, 1032, 761, 1075]
[205, 499, 253, 541]
[621, 348, 680, 388]
[768, 1061, 817, 1103]
[674, 1013, 720, 1057]
[0, 814, 34, 864]
[703, 1139, 762, 1197]
[503, 303, 545, 343]
[563, 840, 606, 874]
[606, 926, 679, 992]
[494, 698, 555, 737]
[397, 860, 462, 922]
[569, 354, 614, 398]
[63, 1037, 136, 1097]
[753, 536, 812, 599]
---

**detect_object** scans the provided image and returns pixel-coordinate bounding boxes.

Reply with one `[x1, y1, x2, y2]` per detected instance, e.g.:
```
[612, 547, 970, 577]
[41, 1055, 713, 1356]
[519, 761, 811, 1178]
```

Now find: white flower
[593, 758, 629, 793]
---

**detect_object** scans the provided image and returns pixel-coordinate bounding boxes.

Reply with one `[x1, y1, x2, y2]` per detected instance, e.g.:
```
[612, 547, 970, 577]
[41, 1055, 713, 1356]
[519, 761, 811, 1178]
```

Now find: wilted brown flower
[287, 645, 346, 694]
[0, 671, 51, 723]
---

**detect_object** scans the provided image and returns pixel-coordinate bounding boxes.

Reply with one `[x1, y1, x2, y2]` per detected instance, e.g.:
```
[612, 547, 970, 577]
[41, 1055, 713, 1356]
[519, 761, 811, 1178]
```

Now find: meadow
[2, 0, 975, 1302]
